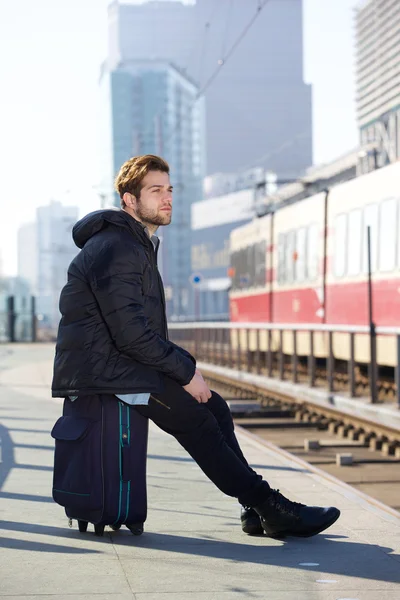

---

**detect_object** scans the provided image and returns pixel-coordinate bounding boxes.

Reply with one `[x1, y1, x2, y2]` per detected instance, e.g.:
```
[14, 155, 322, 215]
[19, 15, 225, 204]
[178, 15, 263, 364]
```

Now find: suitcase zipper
[100, 401, 105, 522]
[112, 402, 123, 525]
[123, 404, 131, 523]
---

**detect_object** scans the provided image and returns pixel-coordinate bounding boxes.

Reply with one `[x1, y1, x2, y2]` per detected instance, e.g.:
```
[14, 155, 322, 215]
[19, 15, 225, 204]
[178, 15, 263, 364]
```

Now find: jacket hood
[72, 209, 147, 249]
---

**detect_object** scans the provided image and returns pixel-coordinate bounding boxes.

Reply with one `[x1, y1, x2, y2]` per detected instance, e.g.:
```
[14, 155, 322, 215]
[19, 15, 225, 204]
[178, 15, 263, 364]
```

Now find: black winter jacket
[51, 209, 196, 397]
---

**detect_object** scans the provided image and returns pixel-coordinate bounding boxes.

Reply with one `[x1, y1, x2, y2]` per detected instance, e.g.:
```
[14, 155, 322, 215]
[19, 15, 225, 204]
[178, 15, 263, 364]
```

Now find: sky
[0, 0, 358, 276]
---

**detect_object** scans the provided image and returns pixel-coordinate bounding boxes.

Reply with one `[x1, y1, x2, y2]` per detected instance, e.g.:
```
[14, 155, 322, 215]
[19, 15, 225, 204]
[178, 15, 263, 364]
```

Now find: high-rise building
[100, 59, 206, 317]
[17, 223, 37, 295]
[36, 201, 79, 332]
[356, 0, 400, 171]
[106, 0, 312, 178]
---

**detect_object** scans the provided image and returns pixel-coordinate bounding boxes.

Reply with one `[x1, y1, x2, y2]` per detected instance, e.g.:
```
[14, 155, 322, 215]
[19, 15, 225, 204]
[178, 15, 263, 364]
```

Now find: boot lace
[269, 489, 304, 518]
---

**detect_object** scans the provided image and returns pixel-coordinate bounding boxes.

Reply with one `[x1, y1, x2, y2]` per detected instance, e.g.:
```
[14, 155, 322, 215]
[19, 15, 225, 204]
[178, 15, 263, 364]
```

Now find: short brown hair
[114, 155, 170, 208]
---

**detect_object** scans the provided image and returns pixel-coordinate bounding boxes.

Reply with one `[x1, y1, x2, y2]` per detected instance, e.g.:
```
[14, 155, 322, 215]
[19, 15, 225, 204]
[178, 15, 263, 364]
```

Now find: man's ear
[123, 192, 136, 209]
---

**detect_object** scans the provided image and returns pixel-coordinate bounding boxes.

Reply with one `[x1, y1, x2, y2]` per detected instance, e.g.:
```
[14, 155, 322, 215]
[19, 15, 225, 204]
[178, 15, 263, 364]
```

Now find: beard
[136, 201, 172, 227]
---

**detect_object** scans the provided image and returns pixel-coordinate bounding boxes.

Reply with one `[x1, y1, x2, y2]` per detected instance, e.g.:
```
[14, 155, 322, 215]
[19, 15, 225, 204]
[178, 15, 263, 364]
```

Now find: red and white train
[229, 161, 400, 367]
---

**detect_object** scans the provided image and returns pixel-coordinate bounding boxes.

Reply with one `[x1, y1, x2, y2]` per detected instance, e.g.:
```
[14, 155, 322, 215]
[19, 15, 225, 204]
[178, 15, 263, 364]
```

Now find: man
[52, 154, 340, 538]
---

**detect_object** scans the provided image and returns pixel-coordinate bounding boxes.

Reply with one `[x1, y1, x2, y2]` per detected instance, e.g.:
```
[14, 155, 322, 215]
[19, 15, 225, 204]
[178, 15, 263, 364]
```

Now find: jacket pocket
[51, 416, 102, 511]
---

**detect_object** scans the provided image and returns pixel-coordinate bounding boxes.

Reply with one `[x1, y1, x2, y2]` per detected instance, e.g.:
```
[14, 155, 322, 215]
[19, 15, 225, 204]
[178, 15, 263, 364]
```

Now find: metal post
[308, 330, 315, 387]
[31, 296, 37, 342]
[228, 327, 233, 368]
[237, 329, 241, 371]
[349, 332, 356, 397]
[194, 288, 200, 322]
[279, 330, 284, 380]
[218, 328, 223, 366]
[328, 331, 334, 392]
[367, 225, 378, 403]
[292, 330, 298, 384]
[194, 327, 199, 358]
[246, 329, 251, 372]
[7, 296, 16, 343]
[396, 335, 400, 409]
[267, 329, 273, 377]
[255, 329, 261, 375]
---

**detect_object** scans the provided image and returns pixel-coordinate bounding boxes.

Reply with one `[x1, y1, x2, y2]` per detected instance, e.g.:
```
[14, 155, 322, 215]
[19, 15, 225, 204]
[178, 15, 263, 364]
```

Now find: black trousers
[134, 376, 270, 507]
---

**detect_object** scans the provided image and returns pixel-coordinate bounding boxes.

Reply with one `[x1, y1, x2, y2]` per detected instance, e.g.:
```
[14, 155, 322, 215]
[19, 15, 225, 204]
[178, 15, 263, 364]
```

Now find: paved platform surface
[0, 343, 400, 600]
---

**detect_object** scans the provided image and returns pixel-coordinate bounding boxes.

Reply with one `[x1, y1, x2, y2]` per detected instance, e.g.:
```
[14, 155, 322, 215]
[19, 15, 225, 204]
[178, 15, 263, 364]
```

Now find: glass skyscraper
[99, 59, 206, 318]
[106, 0, 312, 178]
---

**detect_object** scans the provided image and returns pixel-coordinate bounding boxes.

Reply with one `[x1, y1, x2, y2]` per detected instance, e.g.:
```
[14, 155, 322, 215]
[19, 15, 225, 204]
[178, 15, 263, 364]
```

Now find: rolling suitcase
[51, 394, 148, 536]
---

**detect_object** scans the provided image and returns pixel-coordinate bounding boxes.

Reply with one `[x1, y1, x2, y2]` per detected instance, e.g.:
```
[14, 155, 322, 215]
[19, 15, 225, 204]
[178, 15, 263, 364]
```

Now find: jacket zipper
[150, 394, 171, 410]
[146, 238, 169, 341]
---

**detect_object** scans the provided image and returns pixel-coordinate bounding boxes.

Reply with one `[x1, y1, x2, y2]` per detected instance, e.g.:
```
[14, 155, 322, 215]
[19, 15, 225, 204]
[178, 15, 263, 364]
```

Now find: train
[228, 160, 400, 369]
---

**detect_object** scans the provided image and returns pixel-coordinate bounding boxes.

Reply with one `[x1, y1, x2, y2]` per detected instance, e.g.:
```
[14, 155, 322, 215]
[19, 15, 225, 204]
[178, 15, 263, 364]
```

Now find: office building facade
[356, 0, 400, 171]
[107, 0, 312, 178]
[100, 59, 206, 317]
[36, 201, 79, 332]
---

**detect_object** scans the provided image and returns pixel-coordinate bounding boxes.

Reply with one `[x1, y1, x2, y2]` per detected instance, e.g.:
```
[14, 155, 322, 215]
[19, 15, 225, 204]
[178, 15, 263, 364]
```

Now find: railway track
[201, 365, 400, 513]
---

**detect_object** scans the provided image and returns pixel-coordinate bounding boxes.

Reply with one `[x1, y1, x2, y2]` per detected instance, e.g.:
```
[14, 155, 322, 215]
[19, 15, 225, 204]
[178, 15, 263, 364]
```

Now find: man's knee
[207, 391, 234, 429]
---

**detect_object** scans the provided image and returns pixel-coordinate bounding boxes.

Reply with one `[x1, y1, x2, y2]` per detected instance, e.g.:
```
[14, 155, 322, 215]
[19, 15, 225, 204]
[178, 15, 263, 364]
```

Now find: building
[17, 223, 37, 295]
[356, 0, 400, 172]
[106, 0, 312, 178]
[256, 148, 363, 215]
[100, 59, 205, 317]
[189, 187, 256, 320]
[36, 201, 79, 333]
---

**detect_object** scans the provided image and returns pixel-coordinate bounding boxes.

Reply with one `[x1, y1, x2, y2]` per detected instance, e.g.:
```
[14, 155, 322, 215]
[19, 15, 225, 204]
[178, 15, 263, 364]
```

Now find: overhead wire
[196, 0, 268, 99]
[163, 0, 270, 150]
[220, 0, 234, 62]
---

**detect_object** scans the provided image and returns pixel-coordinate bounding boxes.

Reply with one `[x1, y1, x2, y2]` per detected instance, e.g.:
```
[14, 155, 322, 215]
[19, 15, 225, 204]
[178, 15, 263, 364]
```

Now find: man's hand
[183, 369, 212, 403]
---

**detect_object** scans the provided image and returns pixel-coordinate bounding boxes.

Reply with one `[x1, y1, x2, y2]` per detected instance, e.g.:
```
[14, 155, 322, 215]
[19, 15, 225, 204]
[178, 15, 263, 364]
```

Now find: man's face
[129, 170, 173, 228]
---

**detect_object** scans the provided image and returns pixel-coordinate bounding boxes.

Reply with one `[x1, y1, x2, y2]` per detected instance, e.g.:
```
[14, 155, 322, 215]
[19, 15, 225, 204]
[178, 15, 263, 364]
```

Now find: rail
[168, 322, 400, 408]
[0, 295, 37, 343]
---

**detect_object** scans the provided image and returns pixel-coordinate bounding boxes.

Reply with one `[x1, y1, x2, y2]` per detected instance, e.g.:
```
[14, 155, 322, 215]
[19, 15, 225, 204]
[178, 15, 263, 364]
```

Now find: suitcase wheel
[126, 522, 144, 536]
[77, 520, 88, 533]
[94, 524, 105, 537]
[109, 524, 121, 531]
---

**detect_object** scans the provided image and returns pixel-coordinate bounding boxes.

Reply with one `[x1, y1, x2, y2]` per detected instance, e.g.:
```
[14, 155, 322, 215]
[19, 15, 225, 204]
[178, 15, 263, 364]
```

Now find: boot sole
[242, 523, 264, 535]
[263, 509, 341, 539]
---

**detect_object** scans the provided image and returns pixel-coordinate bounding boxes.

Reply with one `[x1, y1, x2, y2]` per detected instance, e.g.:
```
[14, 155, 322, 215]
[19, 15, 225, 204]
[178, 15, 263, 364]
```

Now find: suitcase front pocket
[51, 416, 102, 510]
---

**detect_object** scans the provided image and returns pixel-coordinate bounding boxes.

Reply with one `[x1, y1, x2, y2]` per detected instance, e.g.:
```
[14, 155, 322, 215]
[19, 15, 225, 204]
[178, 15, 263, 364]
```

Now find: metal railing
[0, 296, 37, 343]
[169, 322, 400, 408]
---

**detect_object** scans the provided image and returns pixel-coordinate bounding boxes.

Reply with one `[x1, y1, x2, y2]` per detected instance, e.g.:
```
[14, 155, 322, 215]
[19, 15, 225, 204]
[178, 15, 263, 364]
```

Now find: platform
[0, 344, 399, 599]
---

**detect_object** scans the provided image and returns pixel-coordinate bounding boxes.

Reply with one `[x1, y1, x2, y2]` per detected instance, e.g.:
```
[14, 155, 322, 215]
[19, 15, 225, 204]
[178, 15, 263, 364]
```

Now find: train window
[285, 230, 295, 283]
[255, 241, 266, 287]
[362, 203, 378, 274]
[248, 245, 256, 287]
[334, 214, 347, 277]
[348, 209, 362, 275]
[379, 198, 397, 272]
[295, 227, 307, 282]
[239, 247, 250, 288]
[308, 224, 318, 280]
[277, 233, 286, 284]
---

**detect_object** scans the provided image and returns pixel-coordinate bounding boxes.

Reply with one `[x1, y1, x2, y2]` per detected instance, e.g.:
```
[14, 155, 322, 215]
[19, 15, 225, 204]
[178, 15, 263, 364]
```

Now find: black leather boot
[241, 505, 264, 535]
[254, 489, 340, 538]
